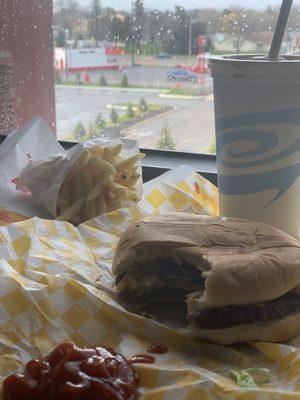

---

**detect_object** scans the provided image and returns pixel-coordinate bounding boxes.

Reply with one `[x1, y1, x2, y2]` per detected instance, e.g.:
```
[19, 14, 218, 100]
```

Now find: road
[61, 64, 209, 90]
[124, 95, 215, 152]
[55, 86, 160, 136]
[55, 85, 215, 153]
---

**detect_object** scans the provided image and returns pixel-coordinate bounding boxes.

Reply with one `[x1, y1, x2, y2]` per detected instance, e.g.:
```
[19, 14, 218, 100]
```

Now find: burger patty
[116, 258, 205, 308]
[119, 286, 190, 308]
[116, 258, 204, 286]
[190, 292, 300, 329]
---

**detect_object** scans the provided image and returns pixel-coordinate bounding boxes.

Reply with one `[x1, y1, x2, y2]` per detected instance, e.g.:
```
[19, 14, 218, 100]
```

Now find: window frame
[1, 1, 218, 186]
[0, 135, 218, 186]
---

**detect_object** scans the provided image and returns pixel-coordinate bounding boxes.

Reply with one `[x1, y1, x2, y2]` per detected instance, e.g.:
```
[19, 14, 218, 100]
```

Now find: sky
[74, 0, 292, 11]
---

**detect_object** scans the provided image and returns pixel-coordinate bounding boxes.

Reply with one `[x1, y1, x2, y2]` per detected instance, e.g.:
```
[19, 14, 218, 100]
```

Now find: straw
[268, 0, 293, 60]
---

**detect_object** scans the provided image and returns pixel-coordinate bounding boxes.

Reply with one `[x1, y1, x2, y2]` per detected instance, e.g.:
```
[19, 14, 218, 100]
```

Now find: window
[1, 1, 299, 155]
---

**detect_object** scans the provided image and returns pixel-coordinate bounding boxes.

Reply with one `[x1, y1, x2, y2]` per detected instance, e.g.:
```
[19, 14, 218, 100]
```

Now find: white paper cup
[209, 55, 300, 237]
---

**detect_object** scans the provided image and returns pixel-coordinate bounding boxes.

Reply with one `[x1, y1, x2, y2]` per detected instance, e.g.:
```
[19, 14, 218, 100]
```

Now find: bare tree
[53, 0, 81, 41]
[219, 8, 258, 53]
[90, 0, 101, 43]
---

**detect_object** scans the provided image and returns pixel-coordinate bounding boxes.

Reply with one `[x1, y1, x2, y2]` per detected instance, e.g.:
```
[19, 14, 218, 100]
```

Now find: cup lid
[209, 54, 300, 81]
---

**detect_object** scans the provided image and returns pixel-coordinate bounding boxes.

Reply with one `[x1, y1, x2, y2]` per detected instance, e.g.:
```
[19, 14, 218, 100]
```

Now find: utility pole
[131, 0, 135, 66]
[65, 29, 69, 81]
[188, 16, 192, 66]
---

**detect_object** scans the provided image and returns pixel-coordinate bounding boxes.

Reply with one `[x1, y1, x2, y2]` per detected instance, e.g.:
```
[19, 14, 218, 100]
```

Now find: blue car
[167, 69, 197, 82]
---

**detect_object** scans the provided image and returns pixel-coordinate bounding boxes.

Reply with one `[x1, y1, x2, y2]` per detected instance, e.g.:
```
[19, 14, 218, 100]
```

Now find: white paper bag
[0, 117, 64, 218]
[19, 138, 143, 219]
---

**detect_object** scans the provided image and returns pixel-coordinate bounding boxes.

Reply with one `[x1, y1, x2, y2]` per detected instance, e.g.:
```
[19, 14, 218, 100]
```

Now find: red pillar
[0, 0, 56, 134]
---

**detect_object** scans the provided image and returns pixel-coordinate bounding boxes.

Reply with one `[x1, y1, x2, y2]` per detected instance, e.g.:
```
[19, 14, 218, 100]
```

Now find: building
[54, 47, 120, 72]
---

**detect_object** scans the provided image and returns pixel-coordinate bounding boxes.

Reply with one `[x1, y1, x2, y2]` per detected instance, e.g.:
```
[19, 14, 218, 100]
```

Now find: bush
[73, 121, 86, 140]
[96, 112, 106, 128]
[99, 74, 108, 86]
[121, 74, 129, 88]
[126, 102, 135, 118]
[87, 123, 99, 139]
[110, 107, 119, 123]
[76, 72, 81, 85]
[139, 97, 148, 112]
[156, 122, 176, 150]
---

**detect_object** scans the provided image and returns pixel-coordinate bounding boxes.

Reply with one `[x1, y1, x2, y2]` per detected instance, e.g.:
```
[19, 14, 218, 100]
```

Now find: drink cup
[209, 55, 300, 237]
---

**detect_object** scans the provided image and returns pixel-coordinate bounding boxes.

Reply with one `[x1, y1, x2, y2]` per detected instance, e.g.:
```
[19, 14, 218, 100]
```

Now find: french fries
[86, 175, 113, 202]
[55, 144, 143, 225]
[116, 153, 144, 172]
[65, 150, 91, 181]
[56, 197, 85, 222]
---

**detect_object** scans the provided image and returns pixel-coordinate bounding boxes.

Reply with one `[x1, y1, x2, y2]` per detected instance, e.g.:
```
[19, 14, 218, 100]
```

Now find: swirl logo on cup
[216, 108, 300, 206]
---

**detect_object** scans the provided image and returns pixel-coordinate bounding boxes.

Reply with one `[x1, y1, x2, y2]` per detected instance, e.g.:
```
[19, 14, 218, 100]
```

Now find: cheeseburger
[113, 213, 300, 345]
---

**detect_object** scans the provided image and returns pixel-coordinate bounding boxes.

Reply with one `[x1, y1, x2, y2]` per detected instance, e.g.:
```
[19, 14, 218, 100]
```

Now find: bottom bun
[191, 311, 300, 345]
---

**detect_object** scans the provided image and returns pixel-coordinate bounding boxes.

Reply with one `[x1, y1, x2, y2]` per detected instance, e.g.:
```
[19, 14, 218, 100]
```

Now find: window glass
[2, 1, 299, 154]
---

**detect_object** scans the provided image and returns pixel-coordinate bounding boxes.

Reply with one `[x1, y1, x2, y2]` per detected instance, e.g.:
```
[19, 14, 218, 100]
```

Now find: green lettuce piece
[231, 368, 270, 388]
[230, 369, 257, 388]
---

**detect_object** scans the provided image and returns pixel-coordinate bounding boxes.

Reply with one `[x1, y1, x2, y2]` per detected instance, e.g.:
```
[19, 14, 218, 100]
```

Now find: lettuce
[231, 369, 257, 388]
[231, 368, 270, 388]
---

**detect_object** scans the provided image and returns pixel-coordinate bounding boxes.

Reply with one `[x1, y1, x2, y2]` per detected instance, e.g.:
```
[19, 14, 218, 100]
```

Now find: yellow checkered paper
[0, 170, 299, 399]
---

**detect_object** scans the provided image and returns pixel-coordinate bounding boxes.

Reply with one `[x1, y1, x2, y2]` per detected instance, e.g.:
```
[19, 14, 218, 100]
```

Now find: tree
[139, 97, 148, 112]
[129, 0, 144, 65]
[55, 0, 79, 10]
[219, 8, 256, 53]
[90, 0, 101, 43]
[73, 32, 84, 48]
[121, 74, 129, 87]
[110, 107, 119, 123]
[76, 72, 82, 85]
[99, 73, 107, 86]
[126, 102, 135, 118]
[173, 6, 189, 55]
[54, 0, 81, 40]
[55, 29, 67, 47]
[157, 123, 176, 150]
[90, 9, 115, 43]
[197, 8, 222, 36]
[133, 0, 144, 48]
[87, 123, 99, 139]
[96, 112, 106, 128]
[73, 121, 86, 140]
[119, 16, 132, 44]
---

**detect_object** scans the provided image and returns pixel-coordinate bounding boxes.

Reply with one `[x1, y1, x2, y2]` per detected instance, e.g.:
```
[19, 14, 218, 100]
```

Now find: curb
[159, 93, 202, 100]
[123, 108, 177, 131]
[55, 84, 162, 93]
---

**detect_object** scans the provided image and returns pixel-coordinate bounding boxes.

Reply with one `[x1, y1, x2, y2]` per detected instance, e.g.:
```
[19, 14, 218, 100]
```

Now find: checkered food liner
[0, 168, 299, 399]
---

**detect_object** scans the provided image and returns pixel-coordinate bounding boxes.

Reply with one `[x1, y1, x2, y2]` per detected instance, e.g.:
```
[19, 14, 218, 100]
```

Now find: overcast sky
[73, 0, 297, 11]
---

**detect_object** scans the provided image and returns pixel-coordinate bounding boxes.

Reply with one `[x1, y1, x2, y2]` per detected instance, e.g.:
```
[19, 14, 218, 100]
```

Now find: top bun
[113, 213, 300, 307]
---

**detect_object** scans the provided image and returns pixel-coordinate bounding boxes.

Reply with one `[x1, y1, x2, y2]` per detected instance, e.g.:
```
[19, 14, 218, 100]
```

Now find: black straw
[268, 0, 293, 60]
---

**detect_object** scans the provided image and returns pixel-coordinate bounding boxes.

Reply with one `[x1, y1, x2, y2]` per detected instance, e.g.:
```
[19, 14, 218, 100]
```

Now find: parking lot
[56, 64, 215, 153]
[62, 62, 209, 91]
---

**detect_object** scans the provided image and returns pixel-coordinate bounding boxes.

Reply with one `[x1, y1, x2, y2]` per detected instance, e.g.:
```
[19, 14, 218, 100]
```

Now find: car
[157, 52, 171, 59]
[167, 69, 197, 82]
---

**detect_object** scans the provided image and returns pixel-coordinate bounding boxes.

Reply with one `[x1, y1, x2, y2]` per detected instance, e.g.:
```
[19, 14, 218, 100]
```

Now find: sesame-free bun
[113, 213, 300, 308]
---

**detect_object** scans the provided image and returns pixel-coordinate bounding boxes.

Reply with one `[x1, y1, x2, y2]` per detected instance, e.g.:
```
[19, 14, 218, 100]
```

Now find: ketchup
[146, 343, 168, 355]
[2, 343, 140, 400]
[130, 354, 156, 364]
